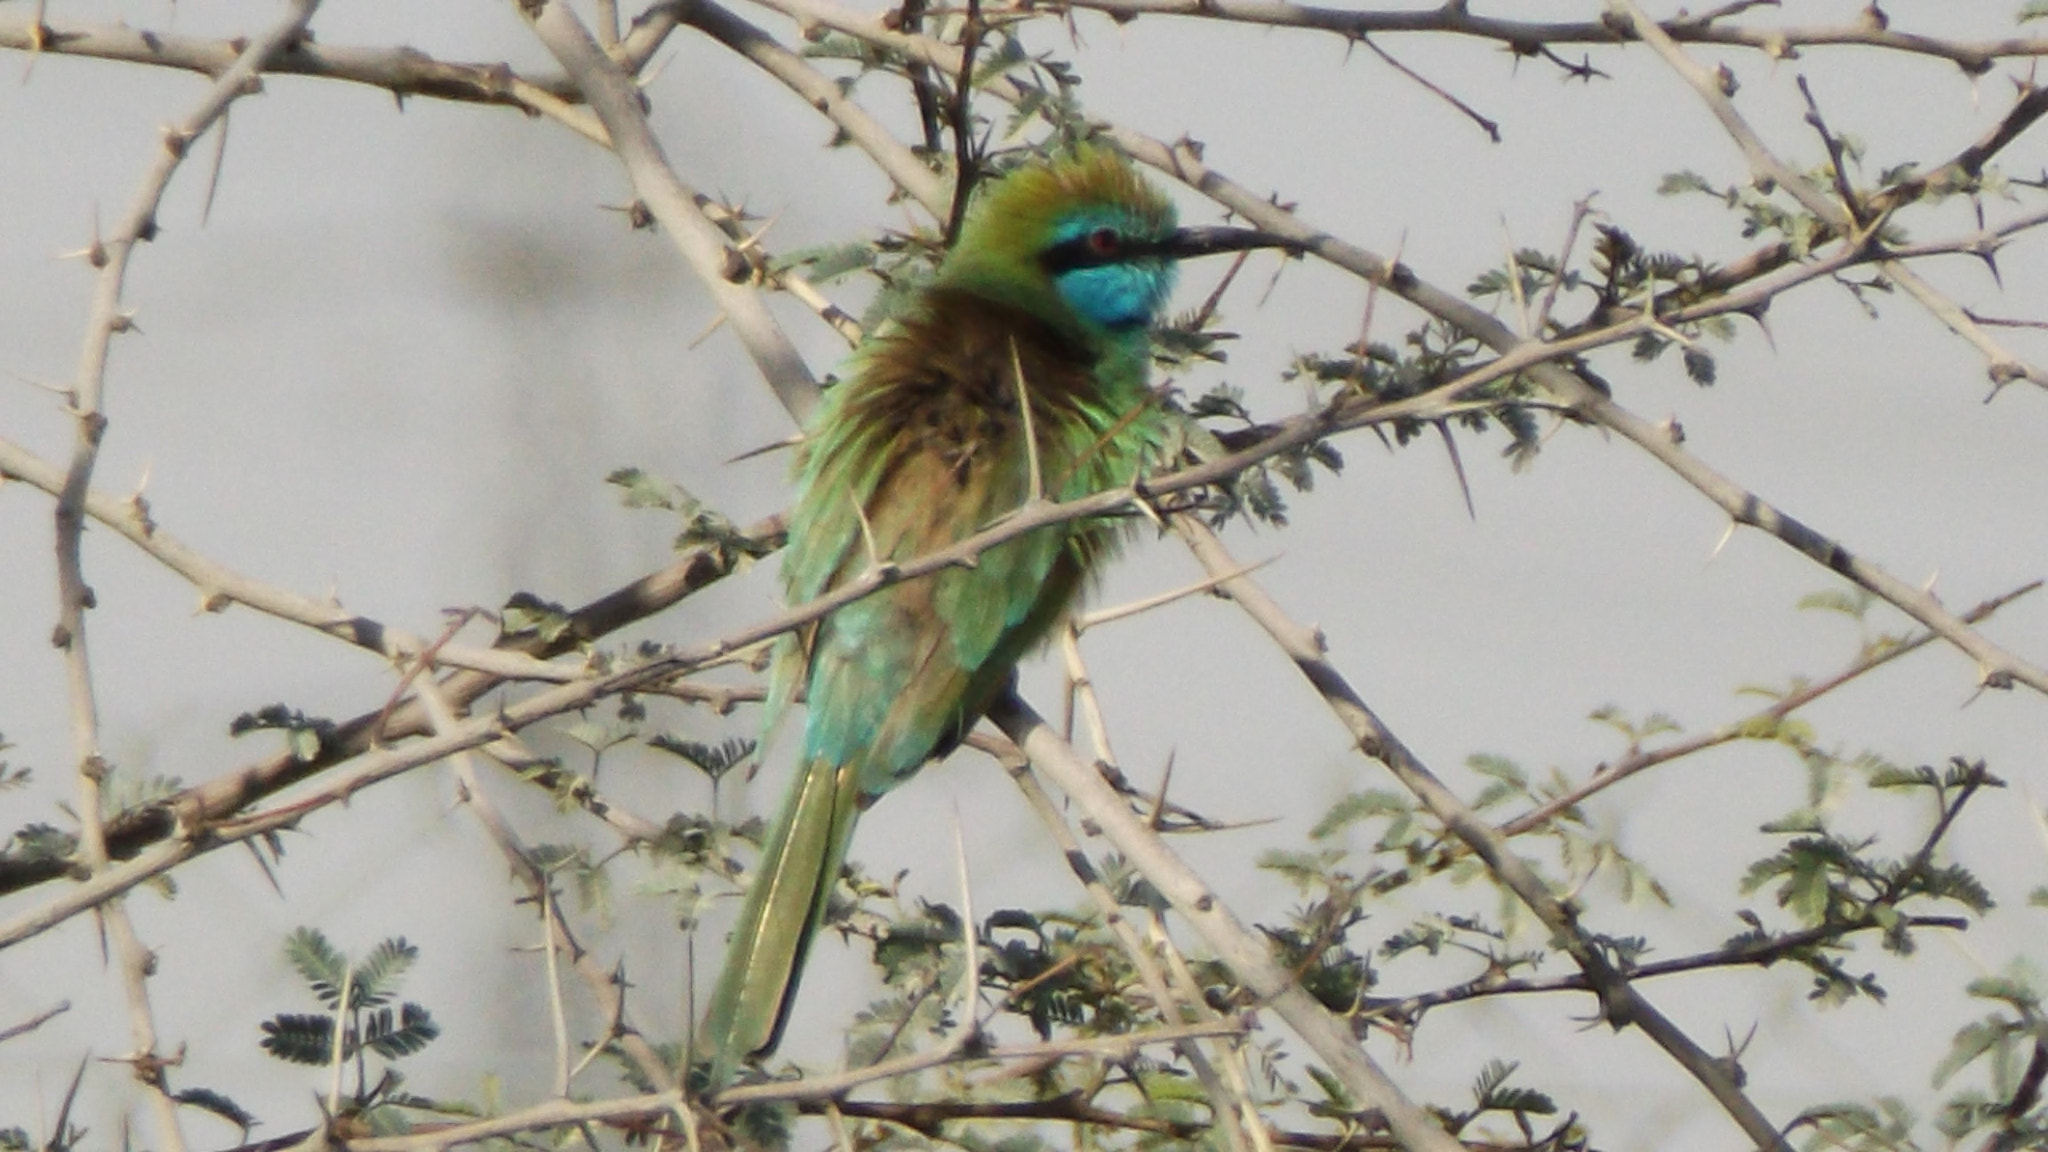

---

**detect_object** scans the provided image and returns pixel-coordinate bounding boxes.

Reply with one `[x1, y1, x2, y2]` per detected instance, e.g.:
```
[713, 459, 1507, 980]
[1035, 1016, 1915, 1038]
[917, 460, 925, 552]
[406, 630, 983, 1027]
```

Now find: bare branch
[516, 0, 823, 423]
[44, 7, 322, 1151]
[1172, 515, 1792, 1151]
[0, 9, 684, 116]
[1502, 580, 2043, 837]
[421, 680, 680, 1094]
[0, 999, 71, 1045]
[998, 0, 2036, 73]
[987, 692, 1468, 1152]
[676, 0, 950, 218]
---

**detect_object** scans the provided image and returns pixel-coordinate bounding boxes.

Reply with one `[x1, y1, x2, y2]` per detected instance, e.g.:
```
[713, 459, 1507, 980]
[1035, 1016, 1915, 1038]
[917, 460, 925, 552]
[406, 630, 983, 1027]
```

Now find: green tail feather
[701, 756, 863, 1089]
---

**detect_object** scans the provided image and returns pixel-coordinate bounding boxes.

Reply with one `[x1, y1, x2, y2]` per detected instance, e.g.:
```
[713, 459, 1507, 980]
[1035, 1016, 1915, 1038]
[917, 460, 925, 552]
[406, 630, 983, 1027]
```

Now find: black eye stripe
[1041, 231, 1164, 274]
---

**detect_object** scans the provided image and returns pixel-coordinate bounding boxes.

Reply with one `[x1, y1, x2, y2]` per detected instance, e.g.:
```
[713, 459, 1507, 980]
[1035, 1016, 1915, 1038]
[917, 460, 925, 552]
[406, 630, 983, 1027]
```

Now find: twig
[1074, 555, 1278, 632]
[1614, 0, 2048, 389]
[419, 677, 680, 1093]
[987, 691, 1466, 1152]
[0, 507, 786, 901]
[1172, 514, 1792, 1151]
[1147, 907, 1270, 1152]
[334, 1020, 1246, 1152]
[0, 9, 688, 117]
[327, 964, 355, 1118]
[989, 0, 2037, 73]
[516, 0, 822, 424]
[1029, 647, 1257, 1152]
[827, 1094, 1422, 1150]
[542, 884, 572, 1096]
[47, 9, 322, 1152]
[0, 436, 580, 680]
[1502, 579, 2042, 837]
[1357, 33, 1497, 142]
[676, 0, 948, 218]
[1883, 258, 2046, 390]
[0, 999, 71, 1044]
[1362, 912, 1971, 1023]
[716, 1018, 1249, 1106]
[341, 1089, 681, 1152]
[1533, 195, 1596, 337]
[950, 809, 982, 1044]
[943, 0, 987, 245]
[1609, 0, 1843, 227]
[0, 658, 726, 951]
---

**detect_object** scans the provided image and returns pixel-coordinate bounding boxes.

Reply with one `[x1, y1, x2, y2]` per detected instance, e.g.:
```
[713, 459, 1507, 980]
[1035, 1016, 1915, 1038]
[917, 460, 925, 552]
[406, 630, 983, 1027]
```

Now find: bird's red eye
[1086, 227, 1120, 255]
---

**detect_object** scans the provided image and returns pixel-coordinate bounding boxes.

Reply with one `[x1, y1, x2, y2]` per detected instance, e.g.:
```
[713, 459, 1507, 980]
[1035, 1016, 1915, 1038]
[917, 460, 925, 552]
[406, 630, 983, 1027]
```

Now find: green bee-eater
[701, 145, 1292, 1087]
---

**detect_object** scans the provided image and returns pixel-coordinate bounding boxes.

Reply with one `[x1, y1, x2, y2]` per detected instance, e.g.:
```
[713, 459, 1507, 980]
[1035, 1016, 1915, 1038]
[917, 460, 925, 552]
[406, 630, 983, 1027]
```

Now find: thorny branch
[989, 691, 1469, 1152]
[1608, 0, 2048, 391]
[1173, 516, 1792, 1151]
[10, 3, 2045, 95]
[1501, 580, 2042, 837]
[416, 680, 680, 1095]
[1004, 734, 1260, 1152]
[43, 6, 322, 1152]
[516, 0, 823, 423]
[1011, 0, 2046, 76]
[1112, 131, 2048, 698]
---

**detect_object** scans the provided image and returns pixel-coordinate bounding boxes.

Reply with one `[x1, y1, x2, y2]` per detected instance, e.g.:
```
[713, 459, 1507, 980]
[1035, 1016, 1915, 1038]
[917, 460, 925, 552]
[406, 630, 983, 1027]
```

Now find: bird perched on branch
[700, 144, 1294, 1087]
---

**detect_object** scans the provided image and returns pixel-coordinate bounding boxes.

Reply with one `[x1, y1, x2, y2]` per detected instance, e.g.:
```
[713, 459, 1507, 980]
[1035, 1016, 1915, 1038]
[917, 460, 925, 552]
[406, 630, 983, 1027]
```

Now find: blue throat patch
[1047, 211, 1178, 331]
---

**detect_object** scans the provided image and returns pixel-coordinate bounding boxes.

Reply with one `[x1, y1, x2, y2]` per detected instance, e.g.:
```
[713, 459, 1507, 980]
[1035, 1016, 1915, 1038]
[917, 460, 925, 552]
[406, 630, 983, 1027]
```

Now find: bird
[699, 144, 1294, 1088]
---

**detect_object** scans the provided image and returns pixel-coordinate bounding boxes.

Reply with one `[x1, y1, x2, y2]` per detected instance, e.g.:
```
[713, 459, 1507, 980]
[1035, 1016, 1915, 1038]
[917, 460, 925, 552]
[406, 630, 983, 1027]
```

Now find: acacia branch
[730, 1017, 1250, 1107]
[516, 0, 822, 424]
[302, 1020, 1244, 1152]
[1501, 580, 2042, 837]
[1005, 750, 1260, 1152]
[1882, 259, 2048, 390]
[43, 6, 322, 1151]
[0, 6, 854, 341]
[1004, 0, 2039, 74]
[1365, 911, 1971, 1023]
[988, 693, 1468, 1152]
[0, 8, 683, 114]
[1612, 0, 2048, 389]
[0, 999, 71, 1045]
[0, 509, 784, 900]
[674, 0, 950, 218]
[1171, 516, 1791, 1152]
[0, 436, 574, 684]
[828, 1094, 1440, 1150]
[744, 0, 2048, 417]
[418, 680, 680, 1094]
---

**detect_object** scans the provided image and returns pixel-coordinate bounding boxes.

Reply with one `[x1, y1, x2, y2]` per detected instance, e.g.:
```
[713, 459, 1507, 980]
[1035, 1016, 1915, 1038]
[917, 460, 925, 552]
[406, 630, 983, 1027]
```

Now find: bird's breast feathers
[774, 288, 1164, 788]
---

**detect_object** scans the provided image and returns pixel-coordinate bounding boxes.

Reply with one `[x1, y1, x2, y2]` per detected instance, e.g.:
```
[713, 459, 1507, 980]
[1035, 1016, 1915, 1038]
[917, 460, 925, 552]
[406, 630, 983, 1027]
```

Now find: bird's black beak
[1155, 225, 1310, 260]
[1041, 224, 1310, 275]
